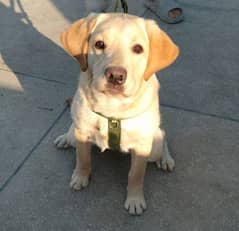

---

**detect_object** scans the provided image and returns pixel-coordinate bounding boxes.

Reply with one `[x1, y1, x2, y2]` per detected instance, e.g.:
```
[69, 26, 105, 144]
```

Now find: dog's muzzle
[104, 66, 127, 86]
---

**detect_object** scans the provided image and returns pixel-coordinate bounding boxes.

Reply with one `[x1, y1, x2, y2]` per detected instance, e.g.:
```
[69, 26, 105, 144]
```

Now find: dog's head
[61, 13, 179, 97]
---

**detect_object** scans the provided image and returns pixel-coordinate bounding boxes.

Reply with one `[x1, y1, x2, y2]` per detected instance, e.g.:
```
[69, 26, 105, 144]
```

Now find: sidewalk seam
[161, 103, 239, 124]
[0, 67, 67, 85]
[1, 103, 237, 192]
[0, 105, 69, 193]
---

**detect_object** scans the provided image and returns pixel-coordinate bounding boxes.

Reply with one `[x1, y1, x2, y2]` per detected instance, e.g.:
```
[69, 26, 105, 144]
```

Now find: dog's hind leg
[149, 128, 175, 172]
[54, 123, 76, 149]
[157, 137, 175, 172]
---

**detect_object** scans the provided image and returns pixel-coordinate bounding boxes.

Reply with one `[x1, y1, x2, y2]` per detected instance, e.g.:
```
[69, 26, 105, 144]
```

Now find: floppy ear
[60, 13, 98, 72]
[144, 20, 179, 80]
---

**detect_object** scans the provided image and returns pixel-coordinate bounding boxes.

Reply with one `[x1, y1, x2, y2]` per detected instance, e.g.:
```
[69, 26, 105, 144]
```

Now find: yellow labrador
[54, 13, 179, 215]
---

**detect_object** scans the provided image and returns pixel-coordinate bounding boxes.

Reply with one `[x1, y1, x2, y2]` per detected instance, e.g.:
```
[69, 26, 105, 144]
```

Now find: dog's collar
[93, 111, 121, 151]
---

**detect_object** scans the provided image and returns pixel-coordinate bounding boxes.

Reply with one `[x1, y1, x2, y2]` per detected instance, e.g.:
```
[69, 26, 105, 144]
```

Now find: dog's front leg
[125, 151, 148, 215]
[70, 129, 92, 191]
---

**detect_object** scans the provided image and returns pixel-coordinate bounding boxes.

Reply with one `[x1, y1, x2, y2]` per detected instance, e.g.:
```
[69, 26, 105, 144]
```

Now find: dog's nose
[104, 66, 127, 85]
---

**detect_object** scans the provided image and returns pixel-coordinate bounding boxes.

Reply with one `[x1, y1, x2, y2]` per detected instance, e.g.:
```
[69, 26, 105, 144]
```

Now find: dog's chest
[90, 115, 154, 153]
[91, 118, 109, 151]
[71, 92, 159, 153]
[90, 117, 123, 152]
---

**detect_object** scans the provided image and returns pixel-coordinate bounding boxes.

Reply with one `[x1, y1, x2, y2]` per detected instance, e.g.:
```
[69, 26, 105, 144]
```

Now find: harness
[93, 111, 121, 151]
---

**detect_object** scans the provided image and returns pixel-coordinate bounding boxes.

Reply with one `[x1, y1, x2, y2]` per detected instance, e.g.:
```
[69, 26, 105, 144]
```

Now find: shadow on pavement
[0, 0, 78, 93]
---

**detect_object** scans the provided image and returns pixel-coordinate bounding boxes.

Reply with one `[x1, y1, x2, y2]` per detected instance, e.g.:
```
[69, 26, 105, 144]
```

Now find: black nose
[104, 66, 127, 85]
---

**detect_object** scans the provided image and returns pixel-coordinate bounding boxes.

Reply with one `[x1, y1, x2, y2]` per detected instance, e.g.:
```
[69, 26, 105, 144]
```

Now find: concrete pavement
[0, 0, 239, 230]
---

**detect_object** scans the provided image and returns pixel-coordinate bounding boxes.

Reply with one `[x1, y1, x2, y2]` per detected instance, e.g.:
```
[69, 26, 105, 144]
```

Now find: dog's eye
[95, 40, 106, 50]
[132, 44, 144, 54]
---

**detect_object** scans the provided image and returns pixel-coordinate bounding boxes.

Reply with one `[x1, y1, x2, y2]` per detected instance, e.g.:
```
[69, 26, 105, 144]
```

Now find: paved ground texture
[1, 0, 239, 230]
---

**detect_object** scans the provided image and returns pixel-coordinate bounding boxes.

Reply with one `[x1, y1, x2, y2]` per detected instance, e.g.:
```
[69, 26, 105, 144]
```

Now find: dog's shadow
[90, 146, 130, 188]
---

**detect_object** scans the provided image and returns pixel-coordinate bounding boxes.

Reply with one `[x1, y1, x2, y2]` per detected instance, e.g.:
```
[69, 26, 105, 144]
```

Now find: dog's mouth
[103, 83, 125, 95]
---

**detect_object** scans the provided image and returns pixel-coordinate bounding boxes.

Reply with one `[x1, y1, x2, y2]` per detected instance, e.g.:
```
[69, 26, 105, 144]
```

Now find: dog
[54, 13, 179, 215]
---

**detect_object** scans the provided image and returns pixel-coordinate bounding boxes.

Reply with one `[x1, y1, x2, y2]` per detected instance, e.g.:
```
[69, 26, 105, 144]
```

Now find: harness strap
[93, 111, 121, 151]
[108, 118, 121, 151]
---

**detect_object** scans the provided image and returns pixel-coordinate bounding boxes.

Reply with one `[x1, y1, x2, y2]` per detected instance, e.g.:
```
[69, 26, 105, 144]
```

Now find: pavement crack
[0, 105, 69, 193]
[0, 67, 67, 85]
[161, 103, 239, 124]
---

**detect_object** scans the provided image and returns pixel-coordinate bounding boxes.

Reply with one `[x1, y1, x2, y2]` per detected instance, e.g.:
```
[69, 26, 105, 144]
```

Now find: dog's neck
[85, 76, 159, 120]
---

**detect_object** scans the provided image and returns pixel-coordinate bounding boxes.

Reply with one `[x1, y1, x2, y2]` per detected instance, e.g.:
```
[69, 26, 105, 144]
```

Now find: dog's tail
[65, 97, 73, 107]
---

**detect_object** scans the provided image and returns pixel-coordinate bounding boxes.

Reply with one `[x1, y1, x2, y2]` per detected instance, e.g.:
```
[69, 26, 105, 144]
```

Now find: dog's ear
[144, 20, 179, 80]
[60, 13, 98, 72]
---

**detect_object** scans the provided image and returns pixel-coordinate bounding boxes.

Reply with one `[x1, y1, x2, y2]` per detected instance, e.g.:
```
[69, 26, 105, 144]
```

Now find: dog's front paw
[124, 195, 147, 215]
[54, 134, 70, 149]
[70, 170, 90, 191]
[156, 152, 175, 172]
